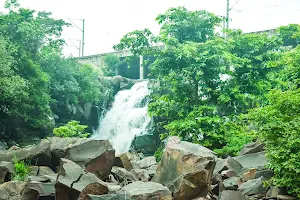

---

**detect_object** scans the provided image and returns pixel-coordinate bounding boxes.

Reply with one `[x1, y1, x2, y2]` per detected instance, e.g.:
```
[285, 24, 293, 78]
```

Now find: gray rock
[214, 157, 243, 175]
[130, 169, 150, 182]
[0, 161, 15, 183]
[48, 137, 115, 179]
[266, 186, 285, 198]
[0, 140, 51, 166]
[152, 137, 217, 200]
[239, 141, 265, 156]
[255, 169, 274, 179]
[130, 133, 159, 154]
[0, 181, 26, 199]
[55, 158, 120, 200]
[21, 181, 55, 200]
[138, 156, 156, 169]
[29, 166, 55, 177]
[277, 195, 297, 200]
[88, 194, 127, 200]
[0, 141, 8, 151]
[238, 177, 267, 195]
[111, 166, 138, 185]
[114, 153, 133, 171]
[119, 181, 172, 200]
[223, 176, 242, 190]
[233, 152, 268, 170]
[219, 190, 245, 200]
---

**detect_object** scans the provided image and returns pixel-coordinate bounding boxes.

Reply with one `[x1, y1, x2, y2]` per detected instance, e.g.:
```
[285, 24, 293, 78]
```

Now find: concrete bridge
[78, 29, 279, 79]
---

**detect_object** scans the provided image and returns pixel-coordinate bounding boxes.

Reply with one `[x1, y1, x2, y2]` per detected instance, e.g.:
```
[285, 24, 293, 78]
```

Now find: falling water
[93, 81, 152, 154]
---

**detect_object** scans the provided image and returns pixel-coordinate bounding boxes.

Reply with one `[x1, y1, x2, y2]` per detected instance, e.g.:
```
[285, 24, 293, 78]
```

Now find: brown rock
[152, 137, 217, 200]
[78, 183, 109, 200]
[49, 137, 115, 179]
[111, 166, 137, 186]
[114, 153, 133, 171]
[21, 181, 55, 200]
[243, 168, 257, 182]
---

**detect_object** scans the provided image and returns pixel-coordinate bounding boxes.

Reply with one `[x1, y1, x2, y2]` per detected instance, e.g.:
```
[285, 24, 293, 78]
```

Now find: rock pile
[0, 137, 297, 200]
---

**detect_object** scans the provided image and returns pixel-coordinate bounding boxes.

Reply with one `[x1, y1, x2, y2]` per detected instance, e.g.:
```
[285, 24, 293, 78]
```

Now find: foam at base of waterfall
[93, 81, 151, 154]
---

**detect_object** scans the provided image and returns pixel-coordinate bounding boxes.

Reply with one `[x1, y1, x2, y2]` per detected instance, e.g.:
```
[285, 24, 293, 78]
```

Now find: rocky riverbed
[0, 137, 297, 200]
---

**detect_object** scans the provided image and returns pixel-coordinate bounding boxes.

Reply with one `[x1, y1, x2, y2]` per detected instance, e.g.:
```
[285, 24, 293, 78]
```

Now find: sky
[1, 0, 300, 57]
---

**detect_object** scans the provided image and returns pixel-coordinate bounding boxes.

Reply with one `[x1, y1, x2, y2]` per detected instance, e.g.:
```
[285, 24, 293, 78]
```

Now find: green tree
[103, 54, 121, 76]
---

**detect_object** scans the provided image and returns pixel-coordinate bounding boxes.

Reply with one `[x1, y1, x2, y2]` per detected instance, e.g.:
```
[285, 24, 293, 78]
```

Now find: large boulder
[111, 166, 138, 186]
[0, 180, 26, 200]
[55, 158, 120, 200]
[152, 137, 217, 200]
[0, 140, 51, 166]
[138, 156, 156, 169]
[130, 133, 159, 155]
[48, 137, 115, 179]
[233, 152, 268, 170]
[119, 181, 172, 200]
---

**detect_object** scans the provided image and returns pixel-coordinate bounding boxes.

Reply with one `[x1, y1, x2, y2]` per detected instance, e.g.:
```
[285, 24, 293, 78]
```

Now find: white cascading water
[93, 81, 151, 154]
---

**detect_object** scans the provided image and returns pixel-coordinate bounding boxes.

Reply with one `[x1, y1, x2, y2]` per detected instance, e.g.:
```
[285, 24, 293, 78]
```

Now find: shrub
[53, 120, 90, 138]
[248, 89, 300, 197]
[12, 156, 30, 181]
[154, 146, 164, 162]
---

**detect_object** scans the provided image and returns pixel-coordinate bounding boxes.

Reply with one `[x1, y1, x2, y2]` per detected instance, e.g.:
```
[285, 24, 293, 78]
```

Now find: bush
[248, 89, 300, 197]
[12, 156, 30, 181]
[53, 120, 90, 138]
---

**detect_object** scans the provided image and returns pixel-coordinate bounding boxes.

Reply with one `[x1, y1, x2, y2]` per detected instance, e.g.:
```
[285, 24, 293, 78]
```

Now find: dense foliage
[12, 156, 30, 181]
[115, 7, 300, 195]
[0, 0, 113, 139]
[53, 120, 90, 138]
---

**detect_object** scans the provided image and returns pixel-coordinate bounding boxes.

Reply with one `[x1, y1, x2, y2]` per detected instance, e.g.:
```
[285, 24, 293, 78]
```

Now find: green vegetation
[115, 7, 300, 196]
[53, 120, 90, 138]
[103, 54, 121, 76]
[12, 156, 30, 181]
[0, 0, 113, 138]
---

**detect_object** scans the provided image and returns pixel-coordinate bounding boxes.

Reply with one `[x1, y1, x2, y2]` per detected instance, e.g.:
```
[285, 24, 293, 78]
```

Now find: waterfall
[93, 81, 152, 154]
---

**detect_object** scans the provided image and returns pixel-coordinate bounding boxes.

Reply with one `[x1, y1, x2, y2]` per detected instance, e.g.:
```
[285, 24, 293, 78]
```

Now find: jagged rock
[152, 137, 217, 200]
[223, 176, 242, 190]
[111, 166, 137, 186]
[0, 141, 8, 150]
[114, 153, 133, 171]
[147, 165, 158, 175]
[130, 169, 150, 182]
[277, 195, 297, 200]
[119, 181, 172, 200]
[0, 181, 26, 199]
[55, 158, 120, 200]
[21, 181, 55, 200]
[214, 157, 243, 175]
[243, 168, 257, 182]
[239, 141, 265, 156]
[238, 177, 267, 196]
[29, 166, 55, 177]
[255, 169, 274, 179]
[0, 140, 51, 166]
[48, 137, 115, 179]
[221, 170, 237, 178]
[0, 161, 15, 183]
[138, 156, 156, 169]
[233, 152, 268, 170]
[130, 133, 159, 154]
[78, 183, 110, 200]
[219, 191, 245, 200]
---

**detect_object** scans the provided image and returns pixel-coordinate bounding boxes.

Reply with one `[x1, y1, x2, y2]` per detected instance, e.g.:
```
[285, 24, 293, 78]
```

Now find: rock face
[0, 180, 26, 200]
[0, 140, 51, 166]
[238, 176, 267, 195]
[152, 137, 217, 200]
[49, 137, 115, 179]
[120, 181, 172, 200]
